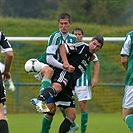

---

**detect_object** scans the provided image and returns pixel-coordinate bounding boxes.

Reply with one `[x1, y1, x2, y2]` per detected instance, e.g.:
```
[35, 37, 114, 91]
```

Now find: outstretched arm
[91, 61, 100, 88]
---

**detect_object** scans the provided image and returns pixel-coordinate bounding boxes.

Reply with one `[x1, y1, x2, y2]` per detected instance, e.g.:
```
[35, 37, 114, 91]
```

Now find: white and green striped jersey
[37, 30, 77, 63]
[120, 31, 133, 85]
[76, 42, 99, 86]
[46, 30, 77, 59]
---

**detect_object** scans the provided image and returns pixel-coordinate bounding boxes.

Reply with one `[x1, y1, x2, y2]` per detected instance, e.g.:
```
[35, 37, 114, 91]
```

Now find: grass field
[7, 113, 131, 133]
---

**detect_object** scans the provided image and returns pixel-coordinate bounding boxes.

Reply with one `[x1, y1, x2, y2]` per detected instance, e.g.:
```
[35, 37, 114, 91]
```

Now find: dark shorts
[50, 68, 76, 108]
[54, 85, 75, 109]
[52, 69, 75, 89]
[0, 72, 6, 103]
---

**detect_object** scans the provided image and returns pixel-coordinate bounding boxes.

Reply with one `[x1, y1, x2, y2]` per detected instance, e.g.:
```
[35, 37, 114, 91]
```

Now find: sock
[70, 121, 76, 128]
[40, 78, 51, 94]
[60, 108, 76, 129]
[41, 115, 53, 133]
[59, 117, 73, 133]
[38, 87, 57, 101]
[0, 120, 9, 133]
[125, 114, 133, 132]
[60, 107, 66, 118]
[81, 111, 88, 133]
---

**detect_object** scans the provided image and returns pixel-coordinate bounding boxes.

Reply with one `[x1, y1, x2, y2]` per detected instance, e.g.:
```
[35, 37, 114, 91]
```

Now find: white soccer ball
[24, 59, 42, 74]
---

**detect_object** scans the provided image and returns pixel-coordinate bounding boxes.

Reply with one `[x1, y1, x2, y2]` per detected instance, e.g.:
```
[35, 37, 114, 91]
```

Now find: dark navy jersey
[52, 42, 93, 89]
[0, 31, 12, 53]
[65, 42, 93, 81]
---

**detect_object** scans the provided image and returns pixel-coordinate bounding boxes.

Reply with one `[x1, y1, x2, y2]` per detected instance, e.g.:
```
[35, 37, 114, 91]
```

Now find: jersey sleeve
[46, 31, 60, 56]
[92, 53, 98, 62]
[0, 31, 13, 53]
[120, 34, 131, 56]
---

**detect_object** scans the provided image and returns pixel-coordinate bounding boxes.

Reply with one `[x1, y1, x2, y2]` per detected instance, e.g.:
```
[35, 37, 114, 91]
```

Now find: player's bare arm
[2, 51, 13, 81]
[121, 56, 128, 70]
[91, 61, 100, 88]
[59, 44, 75, 73]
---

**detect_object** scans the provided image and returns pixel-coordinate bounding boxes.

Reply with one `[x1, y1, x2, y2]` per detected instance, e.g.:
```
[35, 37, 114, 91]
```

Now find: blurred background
[0, 0, 133, 114]
[0, 0, 133, 26]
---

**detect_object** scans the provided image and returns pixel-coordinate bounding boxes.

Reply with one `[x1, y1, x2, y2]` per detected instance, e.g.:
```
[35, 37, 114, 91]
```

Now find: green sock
[60, 107, 76, 127]
[41, 115, 53, 133]
[125, 114, 133, 132]
[81, 111, 88, 133]
[40, 78, 51, 94]
[60, 107, 66, 118]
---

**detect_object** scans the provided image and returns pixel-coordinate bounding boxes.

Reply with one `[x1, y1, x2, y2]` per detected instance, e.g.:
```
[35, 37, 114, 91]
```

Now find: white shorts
[34, 63, 48, 81]
[74, 86, 92, 101]
[122, 85, 133, 109]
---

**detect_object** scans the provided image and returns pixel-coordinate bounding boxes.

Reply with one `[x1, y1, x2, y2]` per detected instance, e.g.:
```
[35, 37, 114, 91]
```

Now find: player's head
[72, 28, 84, 42]
[58, 13, 72, 34]
[89, 35, 104, 54]
[92, 35, 104, 47]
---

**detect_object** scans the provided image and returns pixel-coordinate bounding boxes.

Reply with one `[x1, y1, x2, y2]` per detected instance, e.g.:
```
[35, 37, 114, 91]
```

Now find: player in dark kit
[0, 31, 14, 133]
[32, 35, 104, 133]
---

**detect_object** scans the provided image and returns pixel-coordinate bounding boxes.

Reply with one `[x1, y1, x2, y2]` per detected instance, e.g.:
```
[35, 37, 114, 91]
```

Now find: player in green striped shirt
[34, 13, 77, 133]
[120, 31, 133, 132]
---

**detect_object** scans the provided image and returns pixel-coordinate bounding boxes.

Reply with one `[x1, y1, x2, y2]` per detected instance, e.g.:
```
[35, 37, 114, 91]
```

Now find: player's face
[89, 39, 102, 54]
[58, 19, 72, 34]
[73, 30, 83, 42]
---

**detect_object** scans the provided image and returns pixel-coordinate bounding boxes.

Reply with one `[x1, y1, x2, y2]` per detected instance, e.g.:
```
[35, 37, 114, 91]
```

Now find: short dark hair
[58, 13, 71, 22]
[72, 28, 84, 35]
[92, 35, 104, 46]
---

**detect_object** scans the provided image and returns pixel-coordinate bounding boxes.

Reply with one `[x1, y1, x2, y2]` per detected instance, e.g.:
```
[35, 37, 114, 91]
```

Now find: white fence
[7, 37, 125, 42]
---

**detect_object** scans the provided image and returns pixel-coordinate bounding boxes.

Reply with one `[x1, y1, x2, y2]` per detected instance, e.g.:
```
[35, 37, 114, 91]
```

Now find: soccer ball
[24, 59, 42, 74]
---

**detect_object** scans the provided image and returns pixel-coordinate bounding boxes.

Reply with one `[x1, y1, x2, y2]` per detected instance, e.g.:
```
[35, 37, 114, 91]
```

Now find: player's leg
[31, 65, 54, 112]
[59, 107, 76, 133]
[41, 100, 56, 133]
[60, 107, 79, 133]
[36, 65, 53, 93]
[79, 100, 88, 133]
[60, 90, 79, 133]
[0, 73, 9, 133]
[38, 82, 62, 101]
[76, 86, 91, 133]
[37, 69, 67, 101]
[123, 108, 133, 132]
[3, 103, 7, 119]
[122, 85, 133, 132]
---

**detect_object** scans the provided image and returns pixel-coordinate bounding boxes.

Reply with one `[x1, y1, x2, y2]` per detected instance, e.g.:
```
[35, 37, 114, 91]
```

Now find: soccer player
[120, 31, 133, 132]
[0, 31, 14, 133]
[0, 61, 16, 119]
[60, 28, 100, 133]
[32, 13, 77, 133]
[32, 35, 104, 132]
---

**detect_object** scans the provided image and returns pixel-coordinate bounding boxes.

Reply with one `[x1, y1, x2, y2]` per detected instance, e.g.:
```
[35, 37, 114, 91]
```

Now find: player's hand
[9, 83, 16, 92]
[91, 79, 98, 88]
[1, 71, 11, 82]
[63, 62, 69, 69]
[66, 65, 75, 73]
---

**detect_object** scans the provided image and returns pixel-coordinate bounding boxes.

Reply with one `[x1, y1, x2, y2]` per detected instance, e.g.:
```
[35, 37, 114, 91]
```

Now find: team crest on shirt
[62, 78, 68, 86]
[67, 43, 75, 50]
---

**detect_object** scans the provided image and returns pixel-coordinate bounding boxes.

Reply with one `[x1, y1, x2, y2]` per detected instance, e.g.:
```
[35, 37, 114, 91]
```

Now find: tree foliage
[0, 0, 132, 26]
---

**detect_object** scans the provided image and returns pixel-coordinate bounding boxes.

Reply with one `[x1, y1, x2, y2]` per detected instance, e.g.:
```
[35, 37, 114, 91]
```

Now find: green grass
[0, 17, 132, 37]
[8, 113, 131, 133]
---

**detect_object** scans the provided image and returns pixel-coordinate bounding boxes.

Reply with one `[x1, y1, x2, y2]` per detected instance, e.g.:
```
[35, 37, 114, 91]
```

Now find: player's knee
[42, 66, 54, 78]
[66, 112, 76, 121]
[50, 106, 56, 113]
[52, 83, 62, 93]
